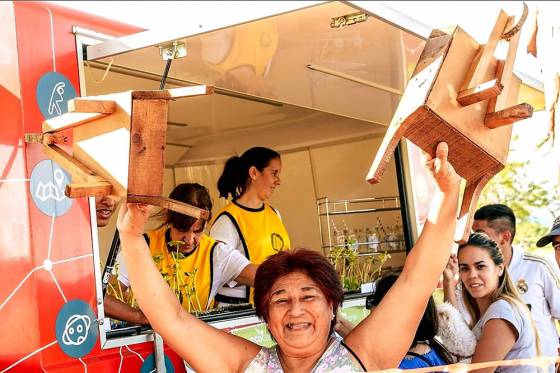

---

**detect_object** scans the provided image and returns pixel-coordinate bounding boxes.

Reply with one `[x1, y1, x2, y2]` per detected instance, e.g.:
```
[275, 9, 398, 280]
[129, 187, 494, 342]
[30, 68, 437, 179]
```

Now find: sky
[53, 1, 559, 224]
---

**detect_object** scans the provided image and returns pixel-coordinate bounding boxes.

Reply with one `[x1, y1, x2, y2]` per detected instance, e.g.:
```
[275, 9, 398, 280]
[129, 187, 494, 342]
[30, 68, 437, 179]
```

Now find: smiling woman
[117, 142, 462, 372]
[457, 233, 541, 373]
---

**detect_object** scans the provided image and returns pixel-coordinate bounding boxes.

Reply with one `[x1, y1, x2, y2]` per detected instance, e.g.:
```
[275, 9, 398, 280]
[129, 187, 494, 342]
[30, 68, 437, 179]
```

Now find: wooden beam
[42, 112, 107, 133]
[460, 10, 509, 91]
[457, 78, 503, 106]
[486, 60, 505, 114]
[68, 99, 116, 114]
[456, 175, 492, 244]
[66, 182, 112, 198]
[127, 99, 168, 197]
[484, 103, 533, 128]
[131, 85, 214, 100]
[25, 133, 68, 145]
[494, 16, 522, 112]
[127, 194, 210, 220]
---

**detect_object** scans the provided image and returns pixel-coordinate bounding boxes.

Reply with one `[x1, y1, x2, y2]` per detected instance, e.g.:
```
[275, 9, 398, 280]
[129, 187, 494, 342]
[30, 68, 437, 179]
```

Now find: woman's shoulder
[482, 299, 527, 331]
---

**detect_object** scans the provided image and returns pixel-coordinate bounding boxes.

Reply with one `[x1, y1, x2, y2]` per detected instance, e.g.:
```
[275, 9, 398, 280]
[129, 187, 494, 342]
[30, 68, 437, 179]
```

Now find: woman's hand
[116, 203, 150, 237]
[424, 142, 461, 193]
[443, 253, 459, 282]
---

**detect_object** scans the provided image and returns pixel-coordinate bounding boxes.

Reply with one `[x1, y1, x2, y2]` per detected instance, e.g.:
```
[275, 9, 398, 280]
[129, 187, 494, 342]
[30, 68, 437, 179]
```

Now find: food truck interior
[78, 1, 430, 348]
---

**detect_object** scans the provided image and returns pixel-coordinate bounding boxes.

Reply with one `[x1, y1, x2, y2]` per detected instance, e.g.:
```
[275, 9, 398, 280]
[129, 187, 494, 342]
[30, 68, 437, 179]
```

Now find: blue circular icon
[140, 353, 175, 373]
[30, 159, 73, 217]
[36, 71, 77, 119]
[55, 300, 98, 359]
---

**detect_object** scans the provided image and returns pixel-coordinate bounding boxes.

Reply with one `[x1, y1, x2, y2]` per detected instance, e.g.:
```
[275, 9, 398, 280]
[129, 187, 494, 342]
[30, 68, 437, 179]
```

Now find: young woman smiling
[457, 233, 541, 372]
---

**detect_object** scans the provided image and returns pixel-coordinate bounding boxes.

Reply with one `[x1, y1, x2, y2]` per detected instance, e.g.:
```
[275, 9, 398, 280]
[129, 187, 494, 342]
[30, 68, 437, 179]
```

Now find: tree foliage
[477, 161, 553, 250]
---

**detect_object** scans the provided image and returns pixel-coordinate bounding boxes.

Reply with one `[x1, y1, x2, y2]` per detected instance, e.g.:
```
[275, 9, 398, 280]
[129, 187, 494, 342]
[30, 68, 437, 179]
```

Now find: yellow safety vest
[213, 201, 291, 302]
[145, 226, 217, 312]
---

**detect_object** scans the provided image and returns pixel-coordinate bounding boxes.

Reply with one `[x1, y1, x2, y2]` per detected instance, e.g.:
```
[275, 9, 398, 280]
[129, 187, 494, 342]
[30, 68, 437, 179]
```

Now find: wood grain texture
[68, 99, 116, 114]
[484, 103, 533, 128]
[127, 99, 168, 197]
[457, 78, 503, 106]
[131, 85, 214, 100]
[66, 182, 112, 198]
[127, 195, 210, 220]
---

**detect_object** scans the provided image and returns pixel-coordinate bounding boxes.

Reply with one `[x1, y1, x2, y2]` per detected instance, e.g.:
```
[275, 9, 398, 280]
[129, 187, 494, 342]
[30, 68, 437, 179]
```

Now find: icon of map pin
[54, 169, 64, 189]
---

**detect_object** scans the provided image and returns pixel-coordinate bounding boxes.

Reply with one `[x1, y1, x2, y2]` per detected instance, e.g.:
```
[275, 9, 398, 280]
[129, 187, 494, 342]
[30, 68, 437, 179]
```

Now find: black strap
[340, 340, 367, 371]
[214, 294, 246, 305]
[404, 351, 432, 366]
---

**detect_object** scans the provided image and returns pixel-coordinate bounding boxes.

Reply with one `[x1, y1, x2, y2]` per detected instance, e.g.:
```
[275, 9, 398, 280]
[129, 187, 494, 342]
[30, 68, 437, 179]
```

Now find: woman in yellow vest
[210, 147, 291, 306]
[105, 183, 256, 324]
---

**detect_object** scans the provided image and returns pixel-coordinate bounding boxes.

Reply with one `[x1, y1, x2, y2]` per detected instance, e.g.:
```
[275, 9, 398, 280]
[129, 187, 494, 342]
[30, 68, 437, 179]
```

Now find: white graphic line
[0, 179, 30, 183]
[79, 358, 87, 373]
[125, 345, 145, 362]
[47, 214, 55, 259]
[52, 253, 93, 266]
[0, 340, 57, 373]
[0, 266, 42, 311]
[118, 347, 124, 373]
[46, 7, 56, 72]
[49, 270, 68, 303]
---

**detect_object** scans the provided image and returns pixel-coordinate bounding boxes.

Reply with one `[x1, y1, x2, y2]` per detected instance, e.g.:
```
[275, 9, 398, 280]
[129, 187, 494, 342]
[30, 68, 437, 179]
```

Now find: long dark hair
[371, 273, 454, 364]
[217, 147, 280, 200]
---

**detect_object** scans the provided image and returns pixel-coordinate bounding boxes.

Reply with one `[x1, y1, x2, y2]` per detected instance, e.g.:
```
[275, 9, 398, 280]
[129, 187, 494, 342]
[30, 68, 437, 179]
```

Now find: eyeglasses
[552, 241, 560, 250]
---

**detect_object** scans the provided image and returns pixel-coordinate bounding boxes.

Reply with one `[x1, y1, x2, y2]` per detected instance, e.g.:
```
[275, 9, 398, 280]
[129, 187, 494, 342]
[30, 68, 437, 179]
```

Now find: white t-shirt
[210, 207, 283, 302]
[115, 241, 250, 308]
[472, 299, 538, 373]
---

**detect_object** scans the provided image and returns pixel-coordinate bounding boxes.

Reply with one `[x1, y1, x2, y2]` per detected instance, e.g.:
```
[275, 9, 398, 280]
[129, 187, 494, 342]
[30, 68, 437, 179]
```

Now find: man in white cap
[536, 216, 560, 269]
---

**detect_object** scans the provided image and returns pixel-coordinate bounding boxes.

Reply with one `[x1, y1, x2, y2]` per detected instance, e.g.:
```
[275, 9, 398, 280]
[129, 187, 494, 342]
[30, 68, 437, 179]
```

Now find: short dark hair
[474, 204, 516, 243]
[217, 147, 280, 200]
[254, 249, 343, 333]
[155, 183, 213, 231]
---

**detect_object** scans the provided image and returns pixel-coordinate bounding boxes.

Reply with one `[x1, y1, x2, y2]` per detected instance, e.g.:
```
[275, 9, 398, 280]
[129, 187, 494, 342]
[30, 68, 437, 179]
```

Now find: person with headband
[104, 183, 256, 324]
[210, 147, 291, 306]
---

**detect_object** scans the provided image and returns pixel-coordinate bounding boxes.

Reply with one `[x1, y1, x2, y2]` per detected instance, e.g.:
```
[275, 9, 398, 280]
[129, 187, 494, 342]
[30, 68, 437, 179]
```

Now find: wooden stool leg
[456, 175, 492, 244]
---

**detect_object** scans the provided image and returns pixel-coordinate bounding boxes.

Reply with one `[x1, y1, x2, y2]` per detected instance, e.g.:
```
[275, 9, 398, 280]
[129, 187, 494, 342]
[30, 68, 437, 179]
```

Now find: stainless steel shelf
[318, 206, 400, 216]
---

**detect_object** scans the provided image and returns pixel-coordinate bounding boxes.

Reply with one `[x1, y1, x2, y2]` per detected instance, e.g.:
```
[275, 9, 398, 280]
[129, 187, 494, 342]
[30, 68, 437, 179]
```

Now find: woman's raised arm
[117, 204, 260, 372]
[345, 142, 461, 370]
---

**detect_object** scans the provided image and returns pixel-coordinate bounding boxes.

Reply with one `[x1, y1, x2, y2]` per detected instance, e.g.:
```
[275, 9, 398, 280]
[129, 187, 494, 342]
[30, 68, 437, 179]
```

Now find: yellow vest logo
[271, 233, 285, 252]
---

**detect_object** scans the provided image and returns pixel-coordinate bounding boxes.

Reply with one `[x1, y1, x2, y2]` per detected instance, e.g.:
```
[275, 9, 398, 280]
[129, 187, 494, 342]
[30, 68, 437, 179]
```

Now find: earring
[331, 313, 335, 320]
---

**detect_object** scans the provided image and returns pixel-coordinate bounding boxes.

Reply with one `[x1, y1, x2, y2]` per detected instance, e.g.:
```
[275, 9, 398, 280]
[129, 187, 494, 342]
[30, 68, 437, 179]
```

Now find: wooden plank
[127, 195, 210, 220]
[68, 99, 116, 114]
[131, 85, 214, 100]
[42, 144, 104, 184]
[460, 10, 509, 91]
[486, 60, 505, 114]
[456, 175, 492, 244]
[42, 112, 107, 133]
[484, 103, 533, 128]
[494, 16, 521, 112]
[65, 182, 112, 198]
[127, 99, 168, 197]
[26, 132, 68, 146]
[457, 78, 503, 106]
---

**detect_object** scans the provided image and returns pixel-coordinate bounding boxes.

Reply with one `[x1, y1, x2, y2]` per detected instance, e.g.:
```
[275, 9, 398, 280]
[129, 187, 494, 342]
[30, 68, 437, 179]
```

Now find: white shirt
[472, 299, 538, 373]
[209, 214, 249, 300]
[210, 207, 283, 302]
[508, 247, 560, 361]
[456, 247, 560, 367]
[115, 241, 250, 309]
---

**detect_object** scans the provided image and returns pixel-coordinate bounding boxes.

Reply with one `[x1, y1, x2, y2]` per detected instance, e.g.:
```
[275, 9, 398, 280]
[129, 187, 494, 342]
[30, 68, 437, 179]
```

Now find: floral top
[244, 335, 365, 372]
